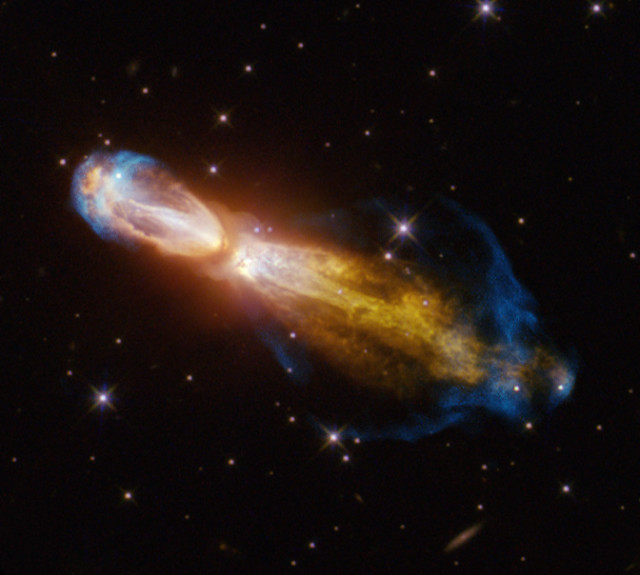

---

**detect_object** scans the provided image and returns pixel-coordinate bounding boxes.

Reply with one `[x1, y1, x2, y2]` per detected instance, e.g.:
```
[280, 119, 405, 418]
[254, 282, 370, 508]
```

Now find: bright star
[90, 384, 117, 412]
[388, 212, 420, 244]
[318, 425, 349, 453]
[474, 1, 501, 21]
[586, 2, 607, 20]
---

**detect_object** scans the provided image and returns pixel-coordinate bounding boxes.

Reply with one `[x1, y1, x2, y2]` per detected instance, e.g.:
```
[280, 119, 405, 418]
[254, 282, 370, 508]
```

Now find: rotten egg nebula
[72, 150, 575, 440]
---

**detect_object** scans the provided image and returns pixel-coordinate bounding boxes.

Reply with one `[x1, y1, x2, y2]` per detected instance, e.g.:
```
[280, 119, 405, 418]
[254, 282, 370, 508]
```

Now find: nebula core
[72, 150, 575, 440]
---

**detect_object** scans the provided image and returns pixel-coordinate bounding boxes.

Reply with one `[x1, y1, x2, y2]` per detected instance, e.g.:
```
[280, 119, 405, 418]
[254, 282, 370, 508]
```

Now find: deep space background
[2, 1, 640, 573]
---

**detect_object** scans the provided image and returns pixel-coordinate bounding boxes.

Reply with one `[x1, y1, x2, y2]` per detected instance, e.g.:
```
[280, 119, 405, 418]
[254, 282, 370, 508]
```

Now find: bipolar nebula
[71, 150, 575, 440]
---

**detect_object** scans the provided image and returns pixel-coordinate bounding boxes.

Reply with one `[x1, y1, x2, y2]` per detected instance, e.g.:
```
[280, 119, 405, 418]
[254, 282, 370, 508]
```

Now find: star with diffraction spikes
[388, 212, 420, 245]
[89, 384, 117, 413]
[317, 424, 350, 456]
[473, 1, 502, 22]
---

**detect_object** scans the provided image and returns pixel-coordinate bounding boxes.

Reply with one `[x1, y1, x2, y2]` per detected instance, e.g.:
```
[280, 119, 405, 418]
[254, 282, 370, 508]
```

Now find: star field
[1, 1, 639, 573]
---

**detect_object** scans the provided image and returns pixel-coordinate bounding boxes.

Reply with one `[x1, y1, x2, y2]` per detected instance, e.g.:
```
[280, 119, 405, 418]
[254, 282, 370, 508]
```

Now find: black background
[1, 1, 639, 573]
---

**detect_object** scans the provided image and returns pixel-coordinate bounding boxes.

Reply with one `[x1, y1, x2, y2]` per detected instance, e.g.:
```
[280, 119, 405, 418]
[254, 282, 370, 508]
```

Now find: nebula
[72, 151, 228, 257]
[72, 150, 575, 440]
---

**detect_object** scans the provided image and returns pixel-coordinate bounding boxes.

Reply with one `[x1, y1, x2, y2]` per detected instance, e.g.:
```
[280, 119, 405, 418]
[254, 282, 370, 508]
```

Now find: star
[119, 488, 137, 505]
[388, 212, 420, 244]
[474, 1, 501, 22]
[559, 482, 575, 498]
[89, 384, 117, 412]
[214, 110, 233, 127]
[318, 425, 349, 454]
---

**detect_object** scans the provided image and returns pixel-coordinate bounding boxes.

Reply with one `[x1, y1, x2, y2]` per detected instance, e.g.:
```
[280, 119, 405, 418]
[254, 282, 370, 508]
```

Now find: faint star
[560, 483, 574, 496]
[213, 109, 233, 127]
[119, 487, 137, 504]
